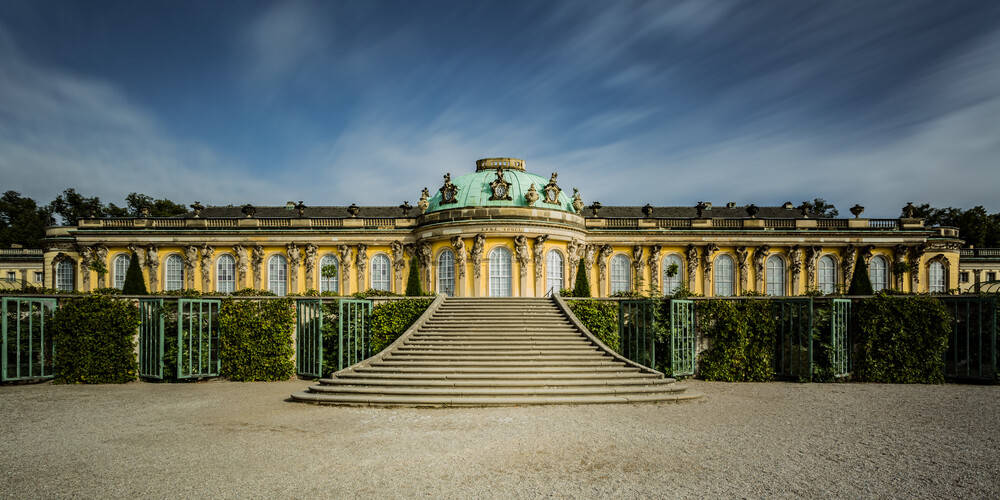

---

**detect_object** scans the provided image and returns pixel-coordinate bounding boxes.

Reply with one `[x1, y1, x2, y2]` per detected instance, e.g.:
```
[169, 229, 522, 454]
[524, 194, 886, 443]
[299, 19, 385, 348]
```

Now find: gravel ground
[1, 380, 998, 499]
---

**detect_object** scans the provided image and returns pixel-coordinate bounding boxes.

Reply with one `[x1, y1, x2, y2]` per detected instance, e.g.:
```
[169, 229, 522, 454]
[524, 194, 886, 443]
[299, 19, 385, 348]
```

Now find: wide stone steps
[291, 297, 702, 407]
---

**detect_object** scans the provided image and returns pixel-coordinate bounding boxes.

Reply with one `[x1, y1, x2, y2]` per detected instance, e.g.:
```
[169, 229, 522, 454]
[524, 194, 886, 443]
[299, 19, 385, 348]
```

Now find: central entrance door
[489, 247, 512, 297]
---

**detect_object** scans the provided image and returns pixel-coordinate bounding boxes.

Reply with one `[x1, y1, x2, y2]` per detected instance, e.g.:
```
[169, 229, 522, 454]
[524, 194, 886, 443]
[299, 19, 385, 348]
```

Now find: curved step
[290, 391, 704, 407]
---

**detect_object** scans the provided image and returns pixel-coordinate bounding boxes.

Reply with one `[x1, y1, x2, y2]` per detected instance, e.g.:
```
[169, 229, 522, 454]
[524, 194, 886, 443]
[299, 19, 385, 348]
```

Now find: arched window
[319, 255, 339, 293]
[662, 254, 683, 295]
[869, 256, 888, 292]
[818, 256, 837, 294]
[371, 254, 391, 292]
[489, 247, 512, 297]
[546, 250, 564, 295]
[437, 250, 455, 296]
[113, 254, 130, 289]
[269, 255, 287, 296]
[714, 255, 734, 296]
[164, 255, 184, 291]
[929, 261, 946, 293]
[610, 254, 631, 295]
[56, 260, 74, 291]
[216, 255, 235, 293]
[766, 256, 785, 296]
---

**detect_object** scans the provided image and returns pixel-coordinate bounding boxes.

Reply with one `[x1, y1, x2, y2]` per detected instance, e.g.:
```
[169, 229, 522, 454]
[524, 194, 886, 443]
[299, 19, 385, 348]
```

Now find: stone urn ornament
[695, 201, 708, 218]
[347, 203, 360, 217]
[850, 204, 865, 218]
[901, 202, 916, 218]
[798, 202, 810, 218]
[190, 201, 204, 218]
[642, 203, 654, 217]
[524, 184, 539, 206]
[241, 204, 256, 218]
[399, 201, 412, 216]
[745, 204, 759, 218]
[589, 201, 602, 217]
[295, 201, 306, 217]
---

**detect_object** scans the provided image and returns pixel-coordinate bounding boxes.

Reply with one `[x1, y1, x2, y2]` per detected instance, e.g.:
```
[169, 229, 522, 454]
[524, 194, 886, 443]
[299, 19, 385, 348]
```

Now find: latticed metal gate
[830, 299, 851, 378]
[618, 300, 656, 367]
[670, 299, 696, 376]
[774, 298, 814, 381]
[338, 299, 371, 370]
[2, 297, 57, 382]
[177, 298, 221, 379]
[296, 299, 323, 378]
[939, 296, 997, 381]
[138, 298, 165, 379]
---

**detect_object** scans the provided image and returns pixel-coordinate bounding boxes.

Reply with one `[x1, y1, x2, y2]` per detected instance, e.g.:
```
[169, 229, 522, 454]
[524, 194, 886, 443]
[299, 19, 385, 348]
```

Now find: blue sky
[1, 0, 999, 216]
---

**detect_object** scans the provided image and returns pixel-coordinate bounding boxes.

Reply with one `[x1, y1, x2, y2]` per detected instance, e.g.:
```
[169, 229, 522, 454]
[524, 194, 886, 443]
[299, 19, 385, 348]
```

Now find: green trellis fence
[1, 297, 57, 382]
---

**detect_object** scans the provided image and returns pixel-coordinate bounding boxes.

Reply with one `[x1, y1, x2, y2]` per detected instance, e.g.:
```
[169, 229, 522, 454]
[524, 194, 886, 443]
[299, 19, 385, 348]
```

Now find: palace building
[41, 157, 963, 297]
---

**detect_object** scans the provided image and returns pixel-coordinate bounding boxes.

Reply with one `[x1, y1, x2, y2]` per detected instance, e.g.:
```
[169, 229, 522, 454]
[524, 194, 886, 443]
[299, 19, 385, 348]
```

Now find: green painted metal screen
[138, 298, 165, 379]
[670, 299, 696, 376]
[618, 300, 655, 368]
[774, 298, 813, 381]
[296, 299, 323, 378]
[177, 298, 220, 379]
[2, 297, 57, 382]
[830, 299, 851, 378]
[338, 299, 371, 371]
[939, 296, 997, 381]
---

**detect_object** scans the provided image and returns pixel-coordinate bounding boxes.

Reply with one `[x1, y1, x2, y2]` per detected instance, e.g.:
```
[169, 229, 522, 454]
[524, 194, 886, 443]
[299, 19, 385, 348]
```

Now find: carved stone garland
[788, 246, 802, 295]
[417, 240, 432, 289]
[452, 236, 467, 295]
[287, 243, 301, 294]
[390, 240, 406, 293]
[79, 246, 94, 292]
[514, 235, 530, 279]
[533, 235, 549, 294]
[470, 234, 485, 280]
[805, 246, 821, 291]
[841, 244, 857, 287]
[146, 245, 159, 292]
[566, 239, 581, 285]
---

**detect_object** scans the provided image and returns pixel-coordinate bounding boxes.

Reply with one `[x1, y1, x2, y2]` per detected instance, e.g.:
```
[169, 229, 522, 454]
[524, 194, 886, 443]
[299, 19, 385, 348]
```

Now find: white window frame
[929, 261, 946, 293]
[714, 255, 735, 297]
[488, 247, 512, 297]
[370, 254, 391, 292]
[662, 254, 683, 295]
[546, 249, 564, 295]
[818, 255, 837, 294]
[319, 254, 339, 293]
[216, 254, 235, 293]
[610, 254, 631, 295]
[437, 249, 455, 296]
[269, 254, 288, 296]
[56, 260, 74, 291]
[164, 254, 184, 291]
[766, 255, 785, 296]
[113, 254, 130, 289]
[870, 256, 888, 292]
[34, 271, 43, 283]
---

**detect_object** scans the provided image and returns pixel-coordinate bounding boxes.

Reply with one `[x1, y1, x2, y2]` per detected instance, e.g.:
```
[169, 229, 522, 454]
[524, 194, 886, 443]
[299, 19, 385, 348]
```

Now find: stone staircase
[290, 297, 702, 407]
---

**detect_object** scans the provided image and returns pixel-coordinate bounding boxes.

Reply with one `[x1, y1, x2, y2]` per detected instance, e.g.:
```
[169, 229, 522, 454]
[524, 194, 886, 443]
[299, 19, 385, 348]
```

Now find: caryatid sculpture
[145, 245, 158, 292]
[789, 246, 802, 294]
[470, 234, 486, 279]
[533, 235, 549, 283]
[287, 243, 301, 293]
[685, 245, 699, 290]
[632, 245, 645, 291]
[390, 240, 406, 291]
[251, 245, 264, 289]
[337, 244, 353, 293]
[735, 246, 749, 294]
[200, 244, 214, 291]
[79, 246, 94, 291]
[356, 244, 367, 292]
[451, 236, 467, 279]
[647, 245, 662, 291]
[184, 245, 199, 289]
[753, 245, 770, 292]
[514, 235, 530, 279]
[598, 244, 613, 295]
[234, 245, 248, 289]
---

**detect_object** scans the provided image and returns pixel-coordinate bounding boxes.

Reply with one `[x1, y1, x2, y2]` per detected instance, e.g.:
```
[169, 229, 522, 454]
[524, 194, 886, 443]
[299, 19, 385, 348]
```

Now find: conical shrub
[121, 251, 148, 295]
[848, 254, 874, 295]
[405, 256, 423, 296]
[572, 259, 591, 297]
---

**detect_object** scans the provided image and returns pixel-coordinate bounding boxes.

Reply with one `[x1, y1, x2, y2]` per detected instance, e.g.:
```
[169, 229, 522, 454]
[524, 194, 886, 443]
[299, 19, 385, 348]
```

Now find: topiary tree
[405, 256, 423, 296]
[848, 253, 874, 295]
[121, 251, 147, 295]
[572, 259, 591, 297]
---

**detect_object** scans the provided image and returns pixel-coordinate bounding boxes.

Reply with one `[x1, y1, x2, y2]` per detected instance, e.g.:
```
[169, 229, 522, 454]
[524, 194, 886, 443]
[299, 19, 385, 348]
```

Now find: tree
[405, 257, 423, 296]
[121, 252, 148, 295]
[910, 203, 1000, 248]
[848, 254, 874, 295]
[800, 198, 839, 218]
[48, 188, 107, 226]
[124, 193, 187, 217]
[0, 191, 54, 247]
[572, 259, 591, 297]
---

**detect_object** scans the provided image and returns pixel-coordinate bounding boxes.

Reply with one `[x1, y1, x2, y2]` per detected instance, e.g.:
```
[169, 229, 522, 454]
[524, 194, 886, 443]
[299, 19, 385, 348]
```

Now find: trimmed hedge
[696, 299, 776, 382]
[854, 294, 951, 383]
[369, 299, 433, 353]
[218, 298, 295, 381]
[51, 295, 138, 383]
[565, 299, 619, 352]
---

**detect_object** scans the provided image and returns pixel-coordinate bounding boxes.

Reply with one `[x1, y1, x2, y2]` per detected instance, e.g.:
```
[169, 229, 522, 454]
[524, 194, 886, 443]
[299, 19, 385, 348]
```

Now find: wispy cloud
[243, 0, 331, 84]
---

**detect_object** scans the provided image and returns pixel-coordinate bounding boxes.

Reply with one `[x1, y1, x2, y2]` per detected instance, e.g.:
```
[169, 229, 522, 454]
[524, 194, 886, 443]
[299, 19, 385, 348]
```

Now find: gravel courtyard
[2, 380, 998, 499]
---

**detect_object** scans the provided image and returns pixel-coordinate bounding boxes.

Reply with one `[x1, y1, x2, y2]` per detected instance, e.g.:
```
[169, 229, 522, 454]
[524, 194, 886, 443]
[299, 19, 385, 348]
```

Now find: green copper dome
[426, 158, 576, 213]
